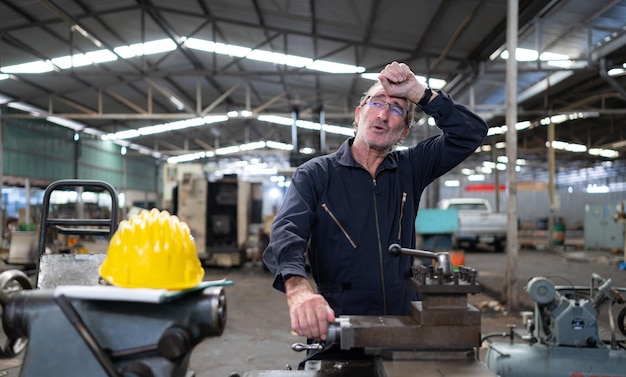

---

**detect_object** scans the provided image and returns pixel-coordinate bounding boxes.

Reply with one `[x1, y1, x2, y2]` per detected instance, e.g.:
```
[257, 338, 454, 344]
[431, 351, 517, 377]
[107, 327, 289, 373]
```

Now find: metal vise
[0, 270, 228, 377]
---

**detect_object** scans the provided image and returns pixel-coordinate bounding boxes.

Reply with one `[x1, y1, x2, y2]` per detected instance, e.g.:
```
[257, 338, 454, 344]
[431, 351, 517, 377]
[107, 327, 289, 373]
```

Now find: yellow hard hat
[100, 208, 204, 290]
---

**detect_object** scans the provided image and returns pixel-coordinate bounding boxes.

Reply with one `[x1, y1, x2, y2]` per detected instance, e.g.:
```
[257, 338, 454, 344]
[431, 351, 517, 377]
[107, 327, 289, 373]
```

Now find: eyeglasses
[365, 96, 407, 117]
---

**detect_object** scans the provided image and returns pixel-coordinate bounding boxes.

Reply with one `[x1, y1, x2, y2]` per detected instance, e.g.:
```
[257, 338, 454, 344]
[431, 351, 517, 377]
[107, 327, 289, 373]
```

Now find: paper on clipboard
[53, 279, 234, 303]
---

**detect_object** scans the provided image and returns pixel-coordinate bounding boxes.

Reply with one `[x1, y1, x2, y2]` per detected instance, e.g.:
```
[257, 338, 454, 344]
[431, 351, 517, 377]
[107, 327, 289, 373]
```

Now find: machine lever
[55, 294, 122, 377]
[388, 244, 454, 276]
[291, 342, 324, 352]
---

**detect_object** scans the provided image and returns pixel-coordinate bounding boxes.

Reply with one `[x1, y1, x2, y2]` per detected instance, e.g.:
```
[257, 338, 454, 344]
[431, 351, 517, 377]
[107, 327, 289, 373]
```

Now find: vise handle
[388, 244, 454, 277]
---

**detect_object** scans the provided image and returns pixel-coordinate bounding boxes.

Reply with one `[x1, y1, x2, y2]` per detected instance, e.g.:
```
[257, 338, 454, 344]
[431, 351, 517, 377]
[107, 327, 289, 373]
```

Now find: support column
[505, 0, 519, 313]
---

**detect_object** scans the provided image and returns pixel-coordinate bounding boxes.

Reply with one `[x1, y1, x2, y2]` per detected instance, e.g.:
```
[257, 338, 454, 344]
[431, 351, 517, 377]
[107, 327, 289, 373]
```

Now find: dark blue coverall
[262, 91, 488, 363]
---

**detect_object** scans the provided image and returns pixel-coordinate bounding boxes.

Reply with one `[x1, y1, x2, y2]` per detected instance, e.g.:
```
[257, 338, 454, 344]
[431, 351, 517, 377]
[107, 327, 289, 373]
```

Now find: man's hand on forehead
[378, 61, 425, 104]
[379, 62, 412, 83]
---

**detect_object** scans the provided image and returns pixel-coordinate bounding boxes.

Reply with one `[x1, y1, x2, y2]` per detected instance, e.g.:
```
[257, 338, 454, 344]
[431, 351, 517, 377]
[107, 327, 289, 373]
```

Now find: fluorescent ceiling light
[246, 49, 312, 67]
[240, 141, 266, 151]
[47, 116, 85, 131]
[588, 148, 619, 158]
[227, 109, 254, 118]
[487, 126, 506, 136]
[0, 74, 9, 80]
[216, 145, 241, 155]
[258, 115, 354, 136]
[487, 120, 532, 136]
[499, 48, 573, 68]
[167, 140, 295, 164]
[488, 113, 597, 137]
[2, 61, 55, 74]
[266, 141, 293, 150]
[6, 99, 163, 158]
[102, 115, 228, 140]
[467, 174, 485, 181]
[546, 140, 587, 153]
[3, 35, 367, 81]
[8, 102, 42, 115]
[114, 38, 178, 58]
[0, 94, 13, 104]
[361, 73, 446, 90]
[184, 37, 363, 73]
[52, 50, 118, 69]
[183, 38, 250, 57]
[586, 184, 609, 194]
[167, 151, 213, 164]
[539, 112, 598, 125]
[305, 60, 365, 74]
[3, 39, 176, 74]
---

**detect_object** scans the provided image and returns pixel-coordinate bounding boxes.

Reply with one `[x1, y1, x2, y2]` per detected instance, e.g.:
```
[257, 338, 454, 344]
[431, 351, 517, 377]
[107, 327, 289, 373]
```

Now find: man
[263, 61, 487, 350]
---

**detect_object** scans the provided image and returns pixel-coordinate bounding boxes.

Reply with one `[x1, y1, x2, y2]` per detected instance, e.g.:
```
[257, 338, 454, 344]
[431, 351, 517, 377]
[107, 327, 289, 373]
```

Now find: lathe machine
[242, 244, 498, 377]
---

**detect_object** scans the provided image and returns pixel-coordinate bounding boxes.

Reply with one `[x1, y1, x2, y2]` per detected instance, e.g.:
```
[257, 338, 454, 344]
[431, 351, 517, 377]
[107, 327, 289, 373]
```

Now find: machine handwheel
[0, 269, 33, 358]
[618, 307, 626, 337]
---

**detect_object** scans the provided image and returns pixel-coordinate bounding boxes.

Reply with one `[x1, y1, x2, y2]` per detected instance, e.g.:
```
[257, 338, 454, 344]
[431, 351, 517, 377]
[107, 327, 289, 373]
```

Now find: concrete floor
[190, 265, 304, 376]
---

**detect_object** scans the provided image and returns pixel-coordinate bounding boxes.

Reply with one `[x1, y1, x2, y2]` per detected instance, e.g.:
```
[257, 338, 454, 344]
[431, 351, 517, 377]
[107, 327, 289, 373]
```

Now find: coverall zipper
[397, 192, 407, 240]
[372, 179, 387, 315]
[321, 203, 357, 248]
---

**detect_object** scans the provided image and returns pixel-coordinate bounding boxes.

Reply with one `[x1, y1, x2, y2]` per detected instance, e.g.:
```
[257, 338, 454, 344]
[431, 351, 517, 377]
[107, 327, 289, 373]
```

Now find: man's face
[354, 88, 411, 150]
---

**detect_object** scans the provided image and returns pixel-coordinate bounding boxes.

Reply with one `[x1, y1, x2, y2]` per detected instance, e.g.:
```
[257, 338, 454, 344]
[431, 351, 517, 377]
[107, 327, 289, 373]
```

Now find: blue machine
[486, 273, 626, 377]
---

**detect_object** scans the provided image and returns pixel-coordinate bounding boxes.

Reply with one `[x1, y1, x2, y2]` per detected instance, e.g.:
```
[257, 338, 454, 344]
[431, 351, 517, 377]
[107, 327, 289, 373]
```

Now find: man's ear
[400, 125, 410, 139]
[354, 105, 362, 125]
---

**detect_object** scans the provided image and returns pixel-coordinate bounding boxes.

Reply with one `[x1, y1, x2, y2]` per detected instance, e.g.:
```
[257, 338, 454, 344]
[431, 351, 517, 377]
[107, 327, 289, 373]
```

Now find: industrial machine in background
[174, 174, 263, 267]
[485, 273, 626, 377]
[242, 244, 498, 377]
[584, 202, 625, 250]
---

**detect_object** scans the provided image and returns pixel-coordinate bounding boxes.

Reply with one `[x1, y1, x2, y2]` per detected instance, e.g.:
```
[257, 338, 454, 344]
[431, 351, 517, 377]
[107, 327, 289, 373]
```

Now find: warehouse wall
[3, 113, 160, 195]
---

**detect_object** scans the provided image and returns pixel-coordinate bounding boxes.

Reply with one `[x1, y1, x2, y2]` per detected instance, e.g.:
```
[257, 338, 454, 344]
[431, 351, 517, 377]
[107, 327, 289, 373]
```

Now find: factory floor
[0, 241, 624, 376]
